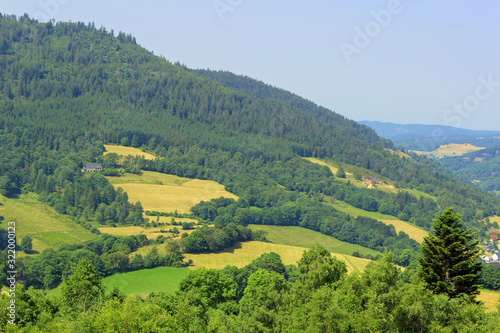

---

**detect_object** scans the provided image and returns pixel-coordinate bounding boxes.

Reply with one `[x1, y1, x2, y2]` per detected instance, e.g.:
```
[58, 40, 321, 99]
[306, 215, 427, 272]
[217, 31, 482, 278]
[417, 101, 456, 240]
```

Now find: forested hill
[190, 69, 500, 218]
[0, 14, 389, 163]
[192, 69, 381, 143]
[0, 13, 499, 233]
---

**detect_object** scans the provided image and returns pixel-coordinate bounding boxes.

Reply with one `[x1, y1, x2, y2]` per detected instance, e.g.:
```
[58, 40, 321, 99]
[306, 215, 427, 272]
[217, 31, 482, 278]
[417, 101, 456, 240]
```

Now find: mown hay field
[106, 171, 238, 214]
[103, 144, 157, 160]
[182, 241, 372, 273]
[478, 289, 500, 312]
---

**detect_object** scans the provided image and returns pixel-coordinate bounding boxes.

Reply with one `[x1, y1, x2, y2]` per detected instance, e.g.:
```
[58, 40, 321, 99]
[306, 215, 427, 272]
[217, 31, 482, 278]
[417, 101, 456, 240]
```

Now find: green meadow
[103, 267, 190, 296]
[0, 193, 96, 253]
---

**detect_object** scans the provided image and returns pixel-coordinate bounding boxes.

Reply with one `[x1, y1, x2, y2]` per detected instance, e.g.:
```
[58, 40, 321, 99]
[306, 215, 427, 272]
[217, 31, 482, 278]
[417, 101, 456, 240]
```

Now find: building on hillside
[363, 176, 380, 186]
[484, 256, 491, 262]
[491, 234, 499, 242]
[83, 163, 103, 172]
[493, 253, 499, 261]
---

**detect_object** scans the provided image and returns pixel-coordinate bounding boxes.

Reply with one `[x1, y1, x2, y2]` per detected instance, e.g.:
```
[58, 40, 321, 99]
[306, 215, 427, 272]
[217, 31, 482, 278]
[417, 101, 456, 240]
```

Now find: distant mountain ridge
[360, 121, 500, 151]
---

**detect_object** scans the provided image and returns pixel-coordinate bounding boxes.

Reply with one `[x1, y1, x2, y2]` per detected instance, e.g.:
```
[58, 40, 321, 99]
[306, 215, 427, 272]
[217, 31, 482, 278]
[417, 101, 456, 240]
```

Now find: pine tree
[419, 207, 482, 301]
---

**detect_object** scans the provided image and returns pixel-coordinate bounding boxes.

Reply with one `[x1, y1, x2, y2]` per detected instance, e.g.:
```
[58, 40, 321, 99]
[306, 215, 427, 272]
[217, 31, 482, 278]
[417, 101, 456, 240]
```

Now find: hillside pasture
[486, 216, 500, 236]
[104, 144, 157, 160]
[106, 171, 238, 214]
[410, 143, 485, 158]
[304, 157, 405, 195]
[305, 157, 436, 200]
[182, 241, 372, 273]
[103, 267, 189, 296]
[329, 200, 428, 243]
[0, 193, 96, 252]
[248, 225, 381, 257]
[489, 216, 500, 224]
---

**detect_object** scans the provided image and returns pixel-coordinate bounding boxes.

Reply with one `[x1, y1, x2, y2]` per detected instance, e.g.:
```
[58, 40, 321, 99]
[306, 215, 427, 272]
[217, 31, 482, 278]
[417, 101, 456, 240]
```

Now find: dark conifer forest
[0, 14, 500, 331]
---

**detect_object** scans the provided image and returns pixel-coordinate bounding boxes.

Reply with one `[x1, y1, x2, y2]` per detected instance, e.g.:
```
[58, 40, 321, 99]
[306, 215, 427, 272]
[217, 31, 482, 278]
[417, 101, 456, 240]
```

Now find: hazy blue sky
[3, 1, 500, 130]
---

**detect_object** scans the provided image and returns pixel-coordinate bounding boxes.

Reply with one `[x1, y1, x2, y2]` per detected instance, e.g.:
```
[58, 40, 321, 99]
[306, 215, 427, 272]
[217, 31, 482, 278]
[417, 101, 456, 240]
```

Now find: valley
[0, 15, 499, 330]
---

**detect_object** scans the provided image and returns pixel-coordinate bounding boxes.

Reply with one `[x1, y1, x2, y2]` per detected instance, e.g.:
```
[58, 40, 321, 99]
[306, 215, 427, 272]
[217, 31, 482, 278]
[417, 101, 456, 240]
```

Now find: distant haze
[3, 1, 500, 130]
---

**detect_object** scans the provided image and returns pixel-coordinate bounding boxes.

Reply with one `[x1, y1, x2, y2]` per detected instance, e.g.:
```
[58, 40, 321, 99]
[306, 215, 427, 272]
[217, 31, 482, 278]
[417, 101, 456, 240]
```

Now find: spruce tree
[419, 207, 482, 301]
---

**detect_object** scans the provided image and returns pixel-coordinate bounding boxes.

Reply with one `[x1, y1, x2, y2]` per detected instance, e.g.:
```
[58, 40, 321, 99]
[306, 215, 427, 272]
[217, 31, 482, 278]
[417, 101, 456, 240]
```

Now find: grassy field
[0, 193, 96, 253]
[410, 143, 485, 158]
[489, 216, 500, 224]
[329, 200, 428, 243]
[104, 144, 157, 160]
[106, 171, 238, 214]
[486, 217, 500, 235]
[103, 267, 190, 297]
[182, 241, 372, 273]
[248, 225, 381, 257]
[478, 289, 500, 312]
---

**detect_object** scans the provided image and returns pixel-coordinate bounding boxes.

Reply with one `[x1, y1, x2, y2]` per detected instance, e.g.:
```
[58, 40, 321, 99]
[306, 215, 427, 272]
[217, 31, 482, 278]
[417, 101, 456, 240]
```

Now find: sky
[2, 1, 500, 130]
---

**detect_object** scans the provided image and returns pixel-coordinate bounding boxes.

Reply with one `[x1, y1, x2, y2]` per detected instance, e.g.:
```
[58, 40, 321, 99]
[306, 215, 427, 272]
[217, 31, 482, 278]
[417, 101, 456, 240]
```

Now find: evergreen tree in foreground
[419, 207, 482, 301]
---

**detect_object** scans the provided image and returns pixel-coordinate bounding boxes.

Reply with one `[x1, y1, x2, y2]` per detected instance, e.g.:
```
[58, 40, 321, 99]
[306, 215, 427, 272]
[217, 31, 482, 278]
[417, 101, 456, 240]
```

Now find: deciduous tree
[61, 259, 104, 312]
